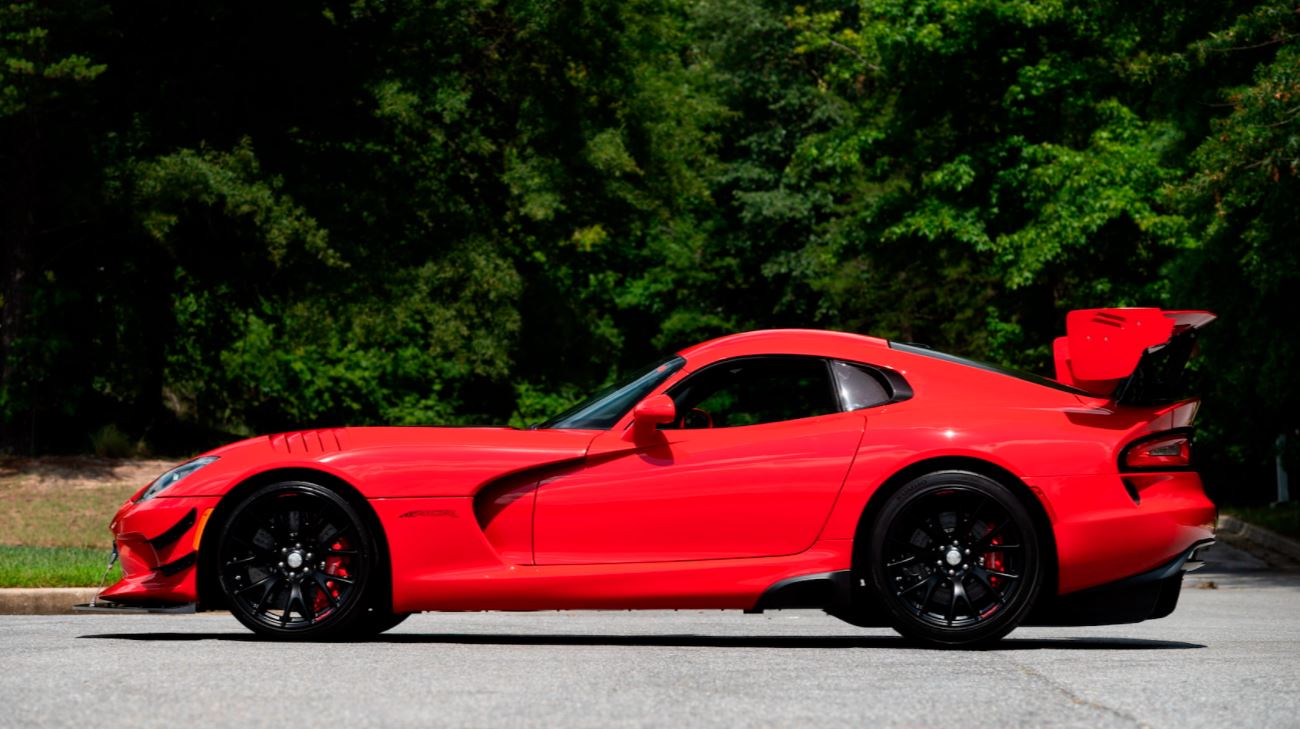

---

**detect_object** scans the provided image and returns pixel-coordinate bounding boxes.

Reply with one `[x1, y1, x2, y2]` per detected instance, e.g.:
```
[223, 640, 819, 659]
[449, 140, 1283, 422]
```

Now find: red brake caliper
[987, 530, 1004, 589]
[312, 536, 351, 613]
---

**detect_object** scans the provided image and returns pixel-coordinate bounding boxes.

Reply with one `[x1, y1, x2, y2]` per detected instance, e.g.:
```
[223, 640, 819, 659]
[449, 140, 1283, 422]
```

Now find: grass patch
[0, 456, 169, 548]
[0, 457, 169, 587]
[0, 545, 121, 588]
[1225, 503, 1300, 542]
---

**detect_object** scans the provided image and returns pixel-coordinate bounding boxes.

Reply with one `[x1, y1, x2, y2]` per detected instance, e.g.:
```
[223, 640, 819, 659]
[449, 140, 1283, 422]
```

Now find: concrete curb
[1218, 514, 1300, 563]
[0, 588, 99, 615]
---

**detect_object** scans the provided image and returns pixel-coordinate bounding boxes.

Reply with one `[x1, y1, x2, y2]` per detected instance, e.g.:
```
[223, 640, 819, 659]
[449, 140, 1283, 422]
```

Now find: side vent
[267, 429, 346, 455]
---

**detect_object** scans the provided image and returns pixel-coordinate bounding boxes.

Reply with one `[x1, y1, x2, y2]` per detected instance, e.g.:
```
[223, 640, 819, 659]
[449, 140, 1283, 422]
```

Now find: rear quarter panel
[818, 347, 1214, 594]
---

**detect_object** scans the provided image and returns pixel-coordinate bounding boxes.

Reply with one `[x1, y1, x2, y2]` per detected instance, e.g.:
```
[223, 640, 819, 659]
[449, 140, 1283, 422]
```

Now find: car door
[532, 356, 867, 564]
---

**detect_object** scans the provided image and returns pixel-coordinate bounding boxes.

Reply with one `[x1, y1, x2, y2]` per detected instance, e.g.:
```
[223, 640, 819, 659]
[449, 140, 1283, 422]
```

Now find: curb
[1218, 514, 1300, 563]
[0, 588, 99, 615]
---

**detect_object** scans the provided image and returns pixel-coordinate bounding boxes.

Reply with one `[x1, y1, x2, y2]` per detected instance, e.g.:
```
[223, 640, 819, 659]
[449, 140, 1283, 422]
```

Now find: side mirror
[631, 394, 676, 426]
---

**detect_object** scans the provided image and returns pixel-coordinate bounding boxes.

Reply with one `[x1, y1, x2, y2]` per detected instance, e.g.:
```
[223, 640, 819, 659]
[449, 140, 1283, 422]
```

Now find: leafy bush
[89, 425, 135, 459]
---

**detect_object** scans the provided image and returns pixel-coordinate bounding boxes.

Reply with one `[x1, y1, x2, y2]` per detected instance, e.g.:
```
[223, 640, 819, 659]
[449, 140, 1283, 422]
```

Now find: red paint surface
[102, 315, 1216, 614]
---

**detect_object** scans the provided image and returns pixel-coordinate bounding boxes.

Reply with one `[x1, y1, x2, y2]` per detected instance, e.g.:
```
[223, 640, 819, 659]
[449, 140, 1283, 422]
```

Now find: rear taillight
[1121, 431, 1192, 471]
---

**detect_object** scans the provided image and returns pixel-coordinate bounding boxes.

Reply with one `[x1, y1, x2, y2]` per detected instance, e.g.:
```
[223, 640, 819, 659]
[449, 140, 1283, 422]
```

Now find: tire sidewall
[868, 471, 1044, 647]
[217, 481, 378, 640]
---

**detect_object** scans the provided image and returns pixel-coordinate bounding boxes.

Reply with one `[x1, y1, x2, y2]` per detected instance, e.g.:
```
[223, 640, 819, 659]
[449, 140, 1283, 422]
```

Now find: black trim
[1026, 539, 1214, 626]
[1118, 428, 1195, 473]
[890, 341, 1093, 397]
[1121, 478, 1142, 505]
[1113, 327, 1199, 405]
[830, 359, 914, 407]
[155, 551, 198, 577]
[146, 508, 197, 551]
[74, 601, 197, 614]
[878, 367, 914, 403]
[822, 359, 845, 412]
[748, 570, 851, 612]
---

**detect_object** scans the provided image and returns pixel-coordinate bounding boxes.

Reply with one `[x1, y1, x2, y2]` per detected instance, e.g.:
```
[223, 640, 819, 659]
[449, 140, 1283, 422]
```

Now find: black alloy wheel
[869, 471, 1043, 647]
[217, 481, 379, 640]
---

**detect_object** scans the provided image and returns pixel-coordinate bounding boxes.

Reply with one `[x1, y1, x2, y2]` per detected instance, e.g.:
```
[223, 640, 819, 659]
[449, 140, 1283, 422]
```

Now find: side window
[831, 360, 891, 410]
[664, 357, 838, 429]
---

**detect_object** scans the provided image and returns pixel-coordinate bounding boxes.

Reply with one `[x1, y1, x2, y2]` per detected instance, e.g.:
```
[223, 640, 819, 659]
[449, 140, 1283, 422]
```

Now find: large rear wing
[1053, 308, 1215, 404]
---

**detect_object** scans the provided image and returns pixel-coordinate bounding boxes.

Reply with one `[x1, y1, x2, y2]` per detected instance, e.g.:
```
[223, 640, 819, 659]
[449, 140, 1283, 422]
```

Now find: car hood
[169, 426, 602, 499]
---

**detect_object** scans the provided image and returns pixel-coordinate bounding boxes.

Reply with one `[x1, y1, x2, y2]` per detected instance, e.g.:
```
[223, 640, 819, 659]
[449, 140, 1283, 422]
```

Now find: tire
[216, 481, 381, 640]
[350, 608, 411, 637]
[867, 471, 1044, 648]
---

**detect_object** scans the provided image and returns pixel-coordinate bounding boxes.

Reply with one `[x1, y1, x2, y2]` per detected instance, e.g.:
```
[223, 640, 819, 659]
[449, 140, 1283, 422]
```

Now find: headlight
[138, 456, 219, 502]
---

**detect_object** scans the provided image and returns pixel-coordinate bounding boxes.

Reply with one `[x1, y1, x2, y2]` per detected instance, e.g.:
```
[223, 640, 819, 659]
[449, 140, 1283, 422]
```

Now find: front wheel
[868, 471, 1044, 648]
[351, 608, 411, 637]
[216, 481, 380, 640]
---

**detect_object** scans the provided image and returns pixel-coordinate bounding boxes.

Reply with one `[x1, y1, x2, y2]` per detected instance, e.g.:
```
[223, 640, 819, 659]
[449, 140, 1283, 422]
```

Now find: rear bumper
[1027, 538, 1214, 626]
[1025, 471, 1216, 594]
[95, 495, 219, 607]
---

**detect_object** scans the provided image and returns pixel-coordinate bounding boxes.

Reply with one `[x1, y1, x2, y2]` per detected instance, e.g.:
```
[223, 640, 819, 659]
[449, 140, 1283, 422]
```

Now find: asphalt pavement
[2, 544, 1298, 729]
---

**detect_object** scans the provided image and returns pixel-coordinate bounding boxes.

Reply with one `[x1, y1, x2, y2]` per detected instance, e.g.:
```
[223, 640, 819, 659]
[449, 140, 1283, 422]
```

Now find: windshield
[537, 355, 686, 429]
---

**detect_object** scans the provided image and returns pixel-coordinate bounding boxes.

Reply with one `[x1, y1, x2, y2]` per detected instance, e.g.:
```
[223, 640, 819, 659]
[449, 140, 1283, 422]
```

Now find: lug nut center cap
[286, 552, 304, 569]
[944, 549, 963, 567]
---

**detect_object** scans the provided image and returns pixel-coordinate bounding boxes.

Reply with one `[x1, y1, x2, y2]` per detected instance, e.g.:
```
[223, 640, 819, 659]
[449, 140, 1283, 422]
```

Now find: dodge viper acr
[84, 307, 1217, 647]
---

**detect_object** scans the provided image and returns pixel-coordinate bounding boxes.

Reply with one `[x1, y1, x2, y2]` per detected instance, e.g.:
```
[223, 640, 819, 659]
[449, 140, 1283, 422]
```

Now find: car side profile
[84, 307, 1217, 647]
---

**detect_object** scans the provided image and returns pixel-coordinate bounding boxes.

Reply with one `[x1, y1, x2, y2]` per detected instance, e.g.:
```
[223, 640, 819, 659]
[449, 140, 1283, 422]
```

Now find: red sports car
[85, 307, 1217, 647]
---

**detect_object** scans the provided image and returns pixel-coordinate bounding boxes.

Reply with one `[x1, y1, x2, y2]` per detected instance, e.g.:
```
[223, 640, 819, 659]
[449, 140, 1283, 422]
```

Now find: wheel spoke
[969, 565, 1007, 604]
[898, 574, 937, 598]
[953, 577, 977, 621]
[945, 580, 960, 624]
[234, 574, 274, 596]
[984, 568, 1020, 581]
[971, 522, 1008, 553]
[294, 581, 315, 623]
[918, 574, 941, 614]
[311, 573, 338, 608]
[252, 576, 280, 615]
[889, 553, 920, 571]
[316, 523, 351, 549]
[956, 494, 989, 542]
[279, 583, 294, 625]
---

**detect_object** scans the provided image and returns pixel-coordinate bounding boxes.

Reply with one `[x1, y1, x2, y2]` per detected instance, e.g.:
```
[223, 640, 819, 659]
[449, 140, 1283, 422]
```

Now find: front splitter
[73, 602, 197, 615]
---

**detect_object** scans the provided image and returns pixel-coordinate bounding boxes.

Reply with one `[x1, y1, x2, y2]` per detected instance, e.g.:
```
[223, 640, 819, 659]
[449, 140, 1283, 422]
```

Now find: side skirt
[746, 570, 852, 613]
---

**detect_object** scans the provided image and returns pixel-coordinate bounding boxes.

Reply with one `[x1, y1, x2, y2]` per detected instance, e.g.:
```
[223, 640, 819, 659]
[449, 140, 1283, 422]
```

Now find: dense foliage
[2, 0, 1297, 501]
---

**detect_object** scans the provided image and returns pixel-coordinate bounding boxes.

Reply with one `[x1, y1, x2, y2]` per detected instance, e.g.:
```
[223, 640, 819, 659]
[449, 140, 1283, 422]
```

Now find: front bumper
[94, 495, 220, 607]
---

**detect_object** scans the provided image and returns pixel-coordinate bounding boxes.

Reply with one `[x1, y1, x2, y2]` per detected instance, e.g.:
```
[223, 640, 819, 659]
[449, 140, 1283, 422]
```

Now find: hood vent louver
[267, 429, 346, 455]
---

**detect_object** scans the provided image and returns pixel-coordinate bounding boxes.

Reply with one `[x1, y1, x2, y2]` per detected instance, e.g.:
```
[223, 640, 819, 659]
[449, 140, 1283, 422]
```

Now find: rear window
[830, 360, 892, 410]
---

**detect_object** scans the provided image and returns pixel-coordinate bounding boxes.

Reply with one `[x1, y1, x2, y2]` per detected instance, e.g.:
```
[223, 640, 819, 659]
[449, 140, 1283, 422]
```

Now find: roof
[676, 328, 890, 365]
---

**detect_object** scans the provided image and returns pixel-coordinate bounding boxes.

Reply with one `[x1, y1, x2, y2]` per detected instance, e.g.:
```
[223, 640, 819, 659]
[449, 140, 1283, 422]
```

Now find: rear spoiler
[1053, 308, 1215, 404]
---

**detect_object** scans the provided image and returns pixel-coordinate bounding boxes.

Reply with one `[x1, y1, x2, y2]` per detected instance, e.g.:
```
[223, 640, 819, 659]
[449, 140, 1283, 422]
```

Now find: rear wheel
[216, 481, 379, 640]
[868, 471, 1044, 648]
